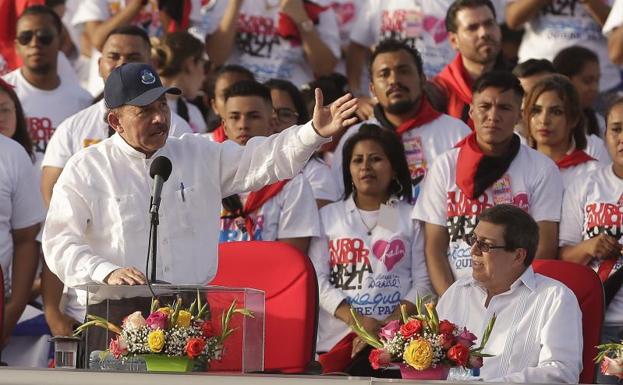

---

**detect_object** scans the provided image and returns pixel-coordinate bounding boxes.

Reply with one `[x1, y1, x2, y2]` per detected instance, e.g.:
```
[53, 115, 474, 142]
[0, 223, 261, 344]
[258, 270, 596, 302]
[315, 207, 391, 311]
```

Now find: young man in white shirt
[332, 39, 471, 200]
[437, 204, 582, 383]
[42, 62, 358, 291]
[219, 80, 320, 255]
[413, 71, 563, 296]
[3, 5, 92, 173]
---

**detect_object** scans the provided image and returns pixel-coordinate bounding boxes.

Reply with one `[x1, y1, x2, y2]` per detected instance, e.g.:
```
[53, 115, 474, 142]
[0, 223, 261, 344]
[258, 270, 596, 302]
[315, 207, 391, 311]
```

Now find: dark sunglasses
[16, 29, 56, 46]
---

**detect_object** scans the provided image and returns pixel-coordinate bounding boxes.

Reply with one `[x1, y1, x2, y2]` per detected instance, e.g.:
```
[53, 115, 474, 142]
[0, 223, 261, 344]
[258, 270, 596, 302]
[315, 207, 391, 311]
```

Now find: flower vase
[141, 354, 194, 372]
[398, 364, 450, 380]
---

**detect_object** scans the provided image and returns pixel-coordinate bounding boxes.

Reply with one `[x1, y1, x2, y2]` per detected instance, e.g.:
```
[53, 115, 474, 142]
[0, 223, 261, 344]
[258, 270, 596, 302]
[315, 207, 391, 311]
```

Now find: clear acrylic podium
[76, 284, 265, 373]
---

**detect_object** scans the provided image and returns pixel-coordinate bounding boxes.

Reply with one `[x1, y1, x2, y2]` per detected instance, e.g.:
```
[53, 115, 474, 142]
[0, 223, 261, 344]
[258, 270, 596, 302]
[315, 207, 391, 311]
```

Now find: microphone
[149, 156, 172, 215]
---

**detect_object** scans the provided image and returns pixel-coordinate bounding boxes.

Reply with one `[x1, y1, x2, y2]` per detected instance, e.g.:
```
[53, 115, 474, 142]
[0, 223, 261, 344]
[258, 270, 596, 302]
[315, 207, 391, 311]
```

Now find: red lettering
[446, 191, 492, 217]
[329, 238, 370, 267]
[586, 203, 623, 228]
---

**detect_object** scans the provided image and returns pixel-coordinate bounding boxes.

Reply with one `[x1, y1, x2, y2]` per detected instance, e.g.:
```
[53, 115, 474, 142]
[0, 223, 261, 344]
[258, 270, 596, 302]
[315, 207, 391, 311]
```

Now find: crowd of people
[1, 0, 623, 382]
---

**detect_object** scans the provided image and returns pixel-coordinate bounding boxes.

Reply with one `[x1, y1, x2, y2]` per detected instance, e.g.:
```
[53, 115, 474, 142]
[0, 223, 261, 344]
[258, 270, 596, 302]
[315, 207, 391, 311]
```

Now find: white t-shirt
[587, 133, 612, 163]
[2, 69, 92, 173]
[219, 173, 320, 242]
[511, 0, 620, 92]
[167, 98, 207, 134]
[412, 144, 563, 280]
[603, 0, 623, 35]
[310, 196, 431, 351]
[349, 0, 456, 78]
[559, 164, 623, 325]
[42, 99, 193, 169]
[0, 136, 46, 295]
[303, 157, 340, 202]
[195, 0, 341, 86]
[560, 159, 601, 188]
[331, 114, 471, 200]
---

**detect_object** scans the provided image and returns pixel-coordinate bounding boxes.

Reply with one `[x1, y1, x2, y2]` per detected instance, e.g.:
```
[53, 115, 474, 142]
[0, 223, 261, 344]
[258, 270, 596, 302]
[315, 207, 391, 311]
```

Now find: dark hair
[478, 204, 539, 266]
[472, 70, 524, 100]
[512, 59, 555, 79]
[446, 0, 497, 34]
[606, 97, 623, 128]
[301, 73, 349, 112]
[151, 32, 204, 77]
[265, 78, 309, 124]
[45, 0, 66, 8]
[208, 64, 255, 100]
[341, 124, 412, 203]
[105, 25, 151, 50]
[368, 39, 424, 79]
[19, 5, 63, 34]
[223, 80, 272, 104]
[0, 79, 33, 161]
[523, 74, 586, 150]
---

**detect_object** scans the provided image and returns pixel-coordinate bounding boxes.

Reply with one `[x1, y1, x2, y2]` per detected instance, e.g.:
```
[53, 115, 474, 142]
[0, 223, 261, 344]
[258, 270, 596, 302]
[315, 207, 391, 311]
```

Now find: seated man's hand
[104, 267, 146, 285]
[45, 309, 77, 337]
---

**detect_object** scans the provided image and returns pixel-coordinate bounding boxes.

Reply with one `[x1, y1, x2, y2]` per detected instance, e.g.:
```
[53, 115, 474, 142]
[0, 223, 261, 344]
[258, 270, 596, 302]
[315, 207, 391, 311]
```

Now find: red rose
[185, 337, 207, 359]
[439, 320, 456, 335]
[368, 348, 391, 370]
[201, 321, 215, 337]
[400, 319, 424, 339]
[447, 343, 470, 366]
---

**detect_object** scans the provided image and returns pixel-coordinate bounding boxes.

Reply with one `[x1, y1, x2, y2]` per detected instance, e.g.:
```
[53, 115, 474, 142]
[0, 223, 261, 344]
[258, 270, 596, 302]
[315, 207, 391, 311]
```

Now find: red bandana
[394, 96, 442, 136]
[555, 149, 595, 169]
[212, 123, 226, 143]
[277, 1, 328, 44]
[433, 54, 474, 129]
[242, 180, 289, 236]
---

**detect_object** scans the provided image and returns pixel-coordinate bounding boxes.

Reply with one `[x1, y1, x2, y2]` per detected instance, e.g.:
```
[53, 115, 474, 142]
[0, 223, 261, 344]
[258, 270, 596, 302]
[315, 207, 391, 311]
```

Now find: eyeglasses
[274, 108, 299, 124]
[16, 29, 56, 46]
[464, 233, 506, 253]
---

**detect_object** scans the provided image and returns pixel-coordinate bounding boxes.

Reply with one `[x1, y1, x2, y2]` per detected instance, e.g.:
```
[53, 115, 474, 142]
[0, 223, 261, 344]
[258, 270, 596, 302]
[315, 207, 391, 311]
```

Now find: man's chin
[385, 100, 416, 115]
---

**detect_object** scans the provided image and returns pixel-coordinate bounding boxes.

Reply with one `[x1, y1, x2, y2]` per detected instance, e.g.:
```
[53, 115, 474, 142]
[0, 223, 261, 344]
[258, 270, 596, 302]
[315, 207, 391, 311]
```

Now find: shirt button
[162, 239, 169, 245]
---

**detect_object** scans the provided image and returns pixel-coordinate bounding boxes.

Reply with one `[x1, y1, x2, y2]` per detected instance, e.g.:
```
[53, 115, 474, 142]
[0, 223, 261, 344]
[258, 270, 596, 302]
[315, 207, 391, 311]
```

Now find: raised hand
[312, 88, 359, 139]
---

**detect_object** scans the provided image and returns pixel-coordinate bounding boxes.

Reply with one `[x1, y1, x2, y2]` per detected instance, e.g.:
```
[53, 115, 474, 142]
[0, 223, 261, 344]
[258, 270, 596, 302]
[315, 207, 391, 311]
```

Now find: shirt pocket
[172, 185, 196, 230]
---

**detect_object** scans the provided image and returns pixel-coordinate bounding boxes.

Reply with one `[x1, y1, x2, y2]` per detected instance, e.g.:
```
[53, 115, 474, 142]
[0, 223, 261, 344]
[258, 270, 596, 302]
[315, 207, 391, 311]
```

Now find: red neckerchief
[277, 1, 328, 44]
[598, 259, 618, 282]
[433, 54, 474, 128]
[556, 149, 595, 169]
[242, 180, 290, 235]
[394, 96, 442, 136]
[212, 123, 226, 143]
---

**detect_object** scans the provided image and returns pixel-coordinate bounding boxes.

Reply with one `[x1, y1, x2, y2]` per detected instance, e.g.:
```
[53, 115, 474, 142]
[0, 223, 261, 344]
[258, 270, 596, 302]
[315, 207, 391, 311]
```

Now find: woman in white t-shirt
[266, 78, 340, 208]
[524, 75, 600, 188]
[309, 124, 431, 374]
[559, 98, 623, 383]
[0, 79, 33, 161]
[152, 31, 208, 133]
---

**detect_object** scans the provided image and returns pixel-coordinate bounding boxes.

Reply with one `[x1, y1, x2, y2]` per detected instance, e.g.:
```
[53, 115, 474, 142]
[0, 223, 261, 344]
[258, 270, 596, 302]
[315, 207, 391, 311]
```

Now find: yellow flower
[148, 330, 166, 353]
[157, 307, 172, 316]
[176, 310, 192, 328]
[403, 338, 433, 370]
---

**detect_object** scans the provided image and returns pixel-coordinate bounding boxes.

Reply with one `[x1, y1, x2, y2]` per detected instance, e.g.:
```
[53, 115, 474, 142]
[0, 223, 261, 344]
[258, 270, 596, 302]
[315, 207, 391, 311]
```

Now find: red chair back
[532, 260, 604, 384]
[211, 241, 319, 373]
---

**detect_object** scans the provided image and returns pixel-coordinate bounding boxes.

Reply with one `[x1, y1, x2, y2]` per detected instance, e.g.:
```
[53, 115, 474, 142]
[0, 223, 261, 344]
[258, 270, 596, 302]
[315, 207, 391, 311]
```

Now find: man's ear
[107, 110, 124, 134]
[468, 103, 475, 120]
[448, 32, 459, 51]
[514, 248, 528, 267]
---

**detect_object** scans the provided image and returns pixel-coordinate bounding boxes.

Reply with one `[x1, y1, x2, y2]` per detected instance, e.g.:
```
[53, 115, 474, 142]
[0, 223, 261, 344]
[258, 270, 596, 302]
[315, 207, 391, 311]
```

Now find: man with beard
[431, 0, 506, 128]
[331, 40, 471, 200]
[2, 5, 91, 172]
[413, 71, 562, 296]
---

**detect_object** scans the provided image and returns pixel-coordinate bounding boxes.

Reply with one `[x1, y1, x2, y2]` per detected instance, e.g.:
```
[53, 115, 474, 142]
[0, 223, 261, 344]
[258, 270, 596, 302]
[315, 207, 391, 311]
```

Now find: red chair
[532, 260, 604, 384]
[210, 241, 319, 373]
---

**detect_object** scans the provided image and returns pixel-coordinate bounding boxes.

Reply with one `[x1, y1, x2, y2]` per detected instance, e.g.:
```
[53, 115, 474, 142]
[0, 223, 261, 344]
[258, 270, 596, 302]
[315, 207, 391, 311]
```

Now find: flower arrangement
[596, 342, 623, 379]
[349, 297, 496, 373]
[74, 291, 252, 368]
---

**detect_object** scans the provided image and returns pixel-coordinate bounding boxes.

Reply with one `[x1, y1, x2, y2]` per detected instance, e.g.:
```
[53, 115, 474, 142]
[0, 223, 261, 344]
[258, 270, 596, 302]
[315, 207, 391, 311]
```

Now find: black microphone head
[149, 156, 172, 181]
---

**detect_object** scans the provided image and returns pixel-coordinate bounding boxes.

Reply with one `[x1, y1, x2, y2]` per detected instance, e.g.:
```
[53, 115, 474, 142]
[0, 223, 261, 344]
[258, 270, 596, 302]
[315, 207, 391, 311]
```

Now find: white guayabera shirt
[437, 267, 583, 383]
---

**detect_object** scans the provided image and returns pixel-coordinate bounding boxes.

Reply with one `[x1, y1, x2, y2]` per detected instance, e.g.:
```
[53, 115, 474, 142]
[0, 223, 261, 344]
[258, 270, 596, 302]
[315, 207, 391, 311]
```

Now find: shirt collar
[466, 266, 537, 293]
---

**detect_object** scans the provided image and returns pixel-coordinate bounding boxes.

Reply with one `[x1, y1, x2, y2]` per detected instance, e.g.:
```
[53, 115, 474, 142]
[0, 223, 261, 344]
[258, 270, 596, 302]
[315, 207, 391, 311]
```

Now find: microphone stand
[147, 199, 169, 285]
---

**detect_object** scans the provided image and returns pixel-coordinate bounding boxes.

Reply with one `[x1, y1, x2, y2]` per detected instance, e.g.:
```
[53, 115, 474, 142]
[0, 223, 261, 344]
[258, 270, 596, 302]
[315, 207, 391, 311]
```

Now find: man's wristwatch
[299, 19, 314, 33]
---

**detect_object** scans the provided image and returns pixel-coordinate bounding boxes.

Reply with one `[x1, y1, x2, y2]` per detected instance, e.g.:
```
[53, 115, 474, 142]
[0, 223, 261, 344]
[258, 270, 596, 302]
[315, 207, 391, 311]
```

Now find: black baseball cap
[104, 63, 181, 109]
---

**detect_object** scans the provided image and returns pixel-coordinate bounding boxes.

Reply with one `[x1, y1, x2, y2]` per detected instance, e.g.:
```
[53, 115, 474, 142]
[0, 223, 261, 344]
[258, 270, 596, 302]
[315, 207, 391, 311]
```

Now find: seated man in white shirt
[437, 204, 583, 383]
[42, 62, 358, 290]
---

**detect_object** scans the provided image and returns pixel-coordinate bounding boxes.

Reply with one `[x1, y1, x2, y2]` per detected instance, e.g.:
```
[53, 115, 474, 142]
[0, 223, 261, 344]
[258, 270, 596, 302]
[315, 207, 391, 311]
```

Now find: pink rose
[601, 357, 623, 379]
[469, 355, 484, 369]
[379, 320, 400, 340]
[145, 311, 168, 330]
[109, 336, 128, 359]
[368, 348, 392, 370]
[122, 311, 147, 330]
[457, 328, 477, 347]
[439, 332, 455, 349]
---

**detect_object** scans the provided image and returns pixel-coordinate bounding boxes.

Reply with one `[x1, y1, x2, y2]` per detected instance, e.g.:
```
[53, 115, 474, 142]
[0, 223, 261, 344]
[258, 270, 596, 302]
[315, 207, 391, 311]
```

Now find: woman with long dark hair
[0, 78, 33, 160]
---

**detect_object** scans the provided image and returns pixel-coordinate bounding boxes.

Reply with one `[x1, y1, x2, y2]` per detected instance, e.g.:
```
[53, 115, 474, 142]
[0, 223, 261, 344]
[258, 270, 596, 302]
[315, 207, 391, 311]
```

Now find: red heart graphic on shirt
[372, 239, 406, 271]
[422, 16, 447, 44]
